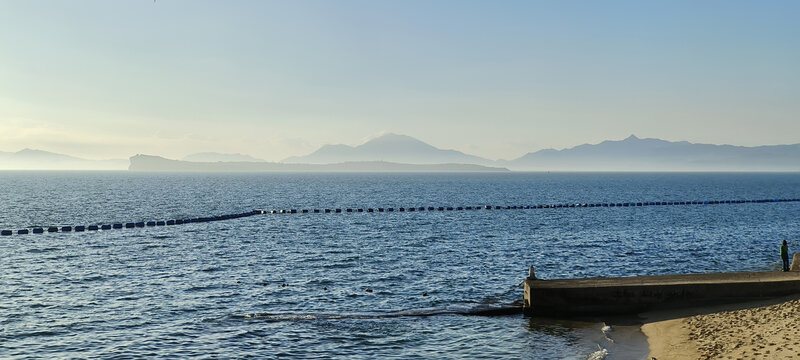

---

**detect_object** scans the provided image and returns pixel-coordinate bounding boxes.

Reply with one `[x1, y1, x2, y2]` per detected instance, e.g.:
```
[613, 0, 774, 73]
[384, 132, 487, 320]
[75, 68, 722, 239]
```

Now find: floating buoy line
[1, 198, 798, 237]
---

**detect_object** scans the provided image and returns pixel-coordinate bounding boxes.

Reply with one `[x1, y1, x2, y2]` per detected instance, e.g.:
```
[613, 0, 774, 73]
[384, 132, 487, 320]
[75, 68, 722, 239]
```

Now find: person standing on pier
[781, 240, 790, 272]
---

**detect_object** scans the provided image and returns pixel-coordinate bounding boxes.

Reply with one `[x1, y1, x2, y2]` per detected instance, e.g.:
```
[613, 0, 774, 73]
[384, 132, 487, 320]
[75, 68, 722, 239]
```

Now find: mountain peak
[282, 134, 490, 165]
[363, 133, 425, 145]
[511, 135, 800, 171]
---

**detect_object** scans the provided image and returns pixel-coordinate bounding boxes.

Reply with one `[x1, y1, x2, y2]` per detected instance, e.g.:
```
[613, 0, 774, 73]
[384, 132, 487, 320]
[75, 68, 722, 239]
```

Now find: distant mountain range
[182, 152, 266, 162]
[504, 135, 800, 171]
[283, 133, 490, 165]
[3, 134, 799, 171]
[129, 154, 508, 172]
[285, 133, 800, 171]
[0, 149, 127, 170]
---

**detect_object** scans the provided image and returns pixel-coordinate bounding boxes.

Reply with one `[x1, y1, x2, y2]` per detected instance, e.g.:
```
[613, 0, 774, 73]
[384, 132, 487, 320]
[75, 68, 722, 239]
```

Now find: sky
[1, 1, 799, 161]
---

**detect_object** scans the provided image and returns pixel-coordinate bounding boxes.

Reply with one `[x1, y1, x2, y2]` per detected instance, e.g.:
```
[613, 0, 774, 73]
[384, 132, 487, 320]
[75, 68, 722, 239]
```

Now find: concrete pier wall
[523, 271, 800, 316]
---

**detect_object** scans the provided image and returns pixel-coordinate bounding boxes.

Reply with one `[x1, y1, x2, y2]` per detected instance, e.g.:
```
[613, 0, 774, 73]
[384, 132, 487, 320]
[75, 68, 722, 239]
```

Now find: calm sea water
[1, 172, 799, 359]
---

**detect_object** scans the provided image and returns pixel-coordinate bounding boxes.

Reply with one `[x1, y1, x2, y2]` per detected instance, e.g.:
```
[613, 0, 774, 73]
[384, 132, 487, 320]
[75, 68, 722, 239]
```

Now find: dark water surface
[1, 172, 799, 359]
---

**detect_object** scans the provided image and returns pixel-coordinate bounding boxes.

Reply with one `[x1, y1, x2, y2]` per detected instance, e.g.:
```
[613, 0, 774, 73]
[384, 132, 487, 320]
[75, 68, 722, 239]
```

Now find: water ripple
[1, 173, 799, 359]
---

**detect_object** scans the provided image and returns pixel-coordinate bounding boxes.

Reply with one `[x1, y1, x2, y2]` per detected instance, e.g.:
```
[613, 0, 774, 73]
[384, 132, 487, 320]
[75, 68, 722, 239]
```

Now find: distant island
[0, 149, 127, 170]
[283, 133, 491, 166]
[503, 135, 800, 171]
[128, 154, 509, 172]
[2, 134, 799, 171]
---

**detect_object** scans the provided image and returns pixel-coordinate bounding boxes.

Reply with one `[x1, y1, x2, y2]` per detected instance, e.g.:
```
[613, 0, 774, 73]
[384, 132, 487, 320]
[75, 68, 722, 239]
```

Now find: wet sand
[642, 296, 800, 359]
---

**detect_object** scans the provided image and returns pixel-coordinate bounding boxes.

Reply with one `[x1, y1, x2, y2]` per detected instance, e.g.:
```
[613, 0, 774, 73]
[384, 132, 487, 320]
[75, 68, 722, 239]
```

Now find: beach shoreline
[641, 295, 800, 359]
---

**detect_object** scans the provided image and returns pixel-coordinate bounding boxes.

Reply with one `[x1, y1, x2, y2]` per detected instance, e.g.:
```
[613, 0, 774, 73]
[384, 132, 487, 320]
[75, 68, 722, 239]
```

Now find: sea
[1, 172, 799, 359]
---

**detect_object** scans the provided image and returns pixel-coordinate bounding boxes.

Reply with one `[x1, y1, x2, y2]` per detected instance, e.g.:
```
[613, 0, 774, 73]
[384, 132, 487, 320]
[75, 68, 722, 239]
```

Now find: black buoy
[88, 225, 99, 231]
[399, 207, 405, 212]
[166, 220, 176, 225]
[113, 223, 123, 229]
[407, 207, 415, 212]
[387, 208, 394, 212]
[175, 219, 184, 225]
[1, 230, 12, 236]
[146, 221, 156, 227]
[377, 208, 384, 212]
[367, 208, 373, 213]
[427, 207, 434, 211]
[335, 209, 342, 213]
[101, 224, 112, 230]
[437, 207, 444, 211]
[18, 229, 29, 235]
[314, 209, 320, 213]
[125, 223, 135, 228]
[356, 209, 363, 213]
[61, 226, 72, 232]
[135, 222, 144, 227]
[48, 227, 58, 232]
[324, 209, 331, 213]
[156, 221, 165, 226]
[302, 209, 309, 213]
[75, 226, 85, 232]
[33, 228, 44, 234]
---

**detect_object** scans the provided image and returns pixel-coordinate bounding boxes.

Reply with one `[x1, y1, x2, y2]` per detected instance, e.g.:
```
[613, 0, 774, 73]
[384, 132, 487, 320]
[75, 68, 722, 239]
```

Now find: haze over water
[2, 172, 799, 359]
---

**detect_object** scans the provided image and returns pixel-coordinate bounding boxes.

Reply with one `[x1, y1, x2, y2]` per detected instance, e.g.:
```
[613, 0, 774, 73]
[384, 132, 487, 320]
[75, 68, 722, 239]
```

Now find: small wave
[142, 243, 169, 250]
[65, 275, 105, 284]
[26, 247, 61, 254]
[235, 303, 522, 322]
[45, 254, 80, 261]
[10, 330, 62, 340]
[185, 283, 226, 292]
[586, 345, 608, 360]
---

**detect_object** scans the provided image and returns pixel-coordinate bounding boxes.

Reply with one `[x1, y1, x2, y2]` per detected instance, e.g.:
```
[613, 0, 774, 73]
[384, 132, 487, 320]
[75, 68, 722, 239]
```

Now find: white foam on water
[586, 345, 608, 360]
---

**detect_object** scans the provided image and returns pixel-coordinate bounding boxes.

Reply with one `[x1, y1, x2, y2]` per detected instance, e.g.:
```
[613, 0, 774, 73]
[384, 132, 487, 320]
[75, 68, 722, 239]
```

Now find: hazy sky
[1, 1, 798, 161]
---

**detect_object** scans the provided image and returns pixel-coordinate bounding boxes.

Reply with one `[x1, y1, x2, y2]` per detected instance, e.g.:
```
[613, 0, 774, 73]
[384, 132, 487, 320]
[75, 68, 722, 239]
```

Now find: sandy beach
[642, 296, 800, 359]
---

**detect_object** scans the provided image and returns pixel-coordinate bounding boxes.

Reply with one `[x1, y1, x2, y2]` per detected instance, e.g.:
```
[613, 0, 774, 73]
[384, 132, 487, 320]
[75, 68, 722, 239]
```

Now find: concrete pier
[523, 271, 800, 316]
